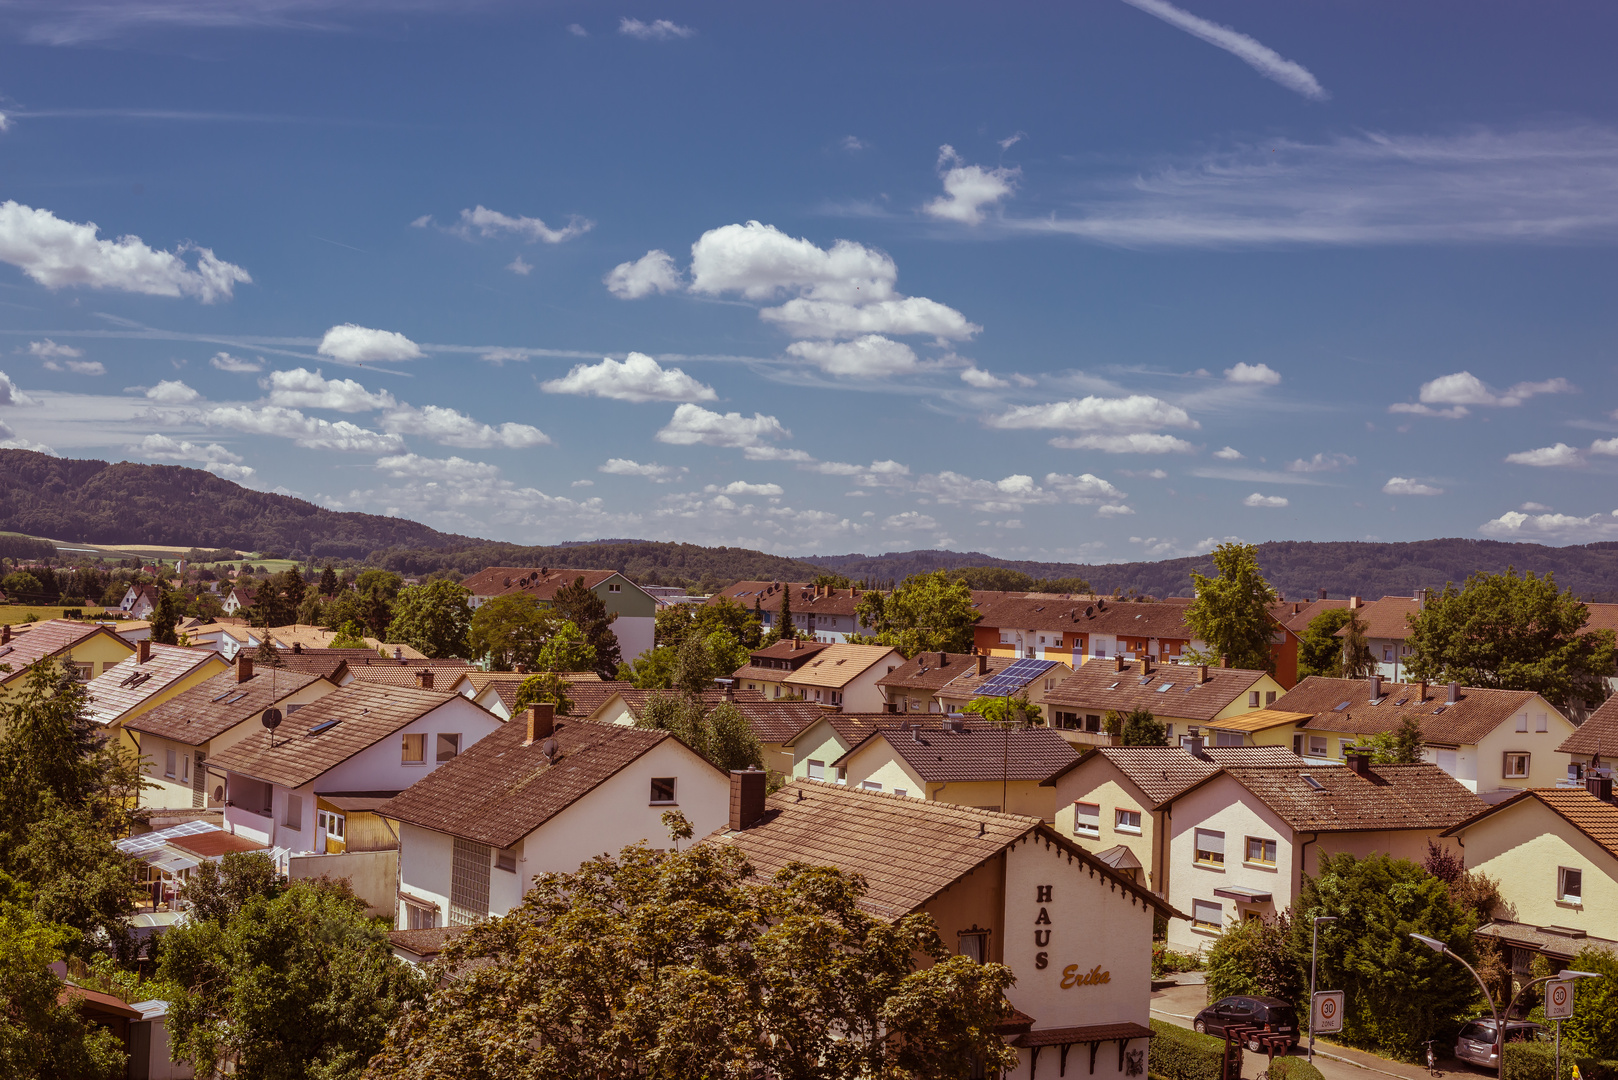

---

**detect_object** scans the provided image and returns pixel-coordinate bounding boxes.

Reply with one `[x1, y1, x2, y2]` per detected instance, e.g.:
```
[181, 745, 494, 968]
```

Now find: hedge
[1504, 1042, 1618, 1080]
[1263, 1057, 1325, 1080]
[1149, 1020, 1224, 1080]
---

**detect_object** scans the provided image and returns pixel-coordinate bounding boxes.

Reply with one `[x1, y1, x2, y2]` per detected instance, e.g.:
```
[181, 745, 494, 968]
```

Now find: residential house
[221, 583, 256, 616]
[708, 776, 1179, 1080]
[832, 719, 1079, 819]
[466, 672, 623, 722]
[707, 580, 877, 642]
[460, 566, 658, 661]
[1272, 675, 1574, 795]
[1442, 784, 1618, 977]
[212, 683, 503, 861]
[84, 641, 232, 751]
[1040, 657, 1286, 748]
[877, 650, 980, 714]
[378, 704, 732, 928]
[784, 712, 982, 785]
[123, 655, 342, 810]
[780, 642, 900, 711]
[173, 619, 257, 659]
[730, 638, 834, 698]
[934, 654, 1076, 718]
[1559, 693, 1618, 782]
[117, 584, 160, 619]
[0, 619, 136, 708]
[345, 664, 475, 697]
[1042, 744, 1304, 892]
[1159, 750, 1484, 954]
[972, 593, 1105, 662]
[583, 686, 824, 778]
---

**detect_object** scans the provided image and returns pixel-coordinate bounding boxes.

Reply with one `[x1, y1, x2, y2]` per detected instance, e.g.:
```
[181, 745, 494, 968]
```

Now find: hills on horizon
[5, 449, 1618, 601]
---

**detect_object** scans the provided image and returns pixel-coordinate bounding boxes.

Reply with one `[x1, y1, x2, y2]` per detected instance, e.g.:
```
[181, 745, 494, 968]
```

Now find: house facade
[707, 581, 879, 643]
[0, 620, 136, 713]
[779, 642, 900, 711]
[83, 640, 232, 752]
[730, 638, 835, 699]
[832, 721, 1078, 819]
[460, 567, 658, 661]
[1040, 657, 1286, 749]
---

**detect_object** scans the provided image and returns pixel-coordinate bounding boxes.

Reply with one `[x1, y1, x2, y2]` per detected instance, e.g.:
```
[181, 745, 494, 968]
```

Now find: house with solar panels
[935, 654, 1075, 717]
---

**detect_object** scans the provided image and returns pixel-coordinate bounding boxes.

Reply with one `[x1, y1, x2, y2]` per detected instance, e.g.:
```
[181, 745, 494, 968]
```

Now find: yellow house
[935, 655, 1076, 718]
[1442, 786, 1618, 971]
[84, 641, 232, 754]
[0, 619, 136, 702]
[831, 720, 1078, 819]
[1272, 675, 1575, 795]
[1041, 657, 1286, 749]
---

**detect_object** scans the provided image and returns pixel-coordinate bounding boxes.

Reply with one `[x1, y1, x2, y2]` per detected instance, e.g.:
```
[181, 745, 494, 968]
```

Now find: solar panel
[974, 657, 1057, 698]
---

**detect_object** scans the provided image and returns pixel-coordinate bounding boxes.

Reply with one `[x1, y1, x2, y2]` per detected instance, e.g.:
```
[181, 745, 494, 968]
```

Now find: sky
[1, 1, 1616, 562]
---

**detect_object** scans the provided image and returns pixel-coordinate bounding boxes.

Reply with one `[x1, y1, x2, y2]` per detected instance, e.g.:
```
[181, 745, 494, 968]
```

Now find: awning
[152, 853, 199, 875]
[1015, 1023, 1153, 1080]
[1214, 885, 1273, 903]
[1093, 844, 1144, 872]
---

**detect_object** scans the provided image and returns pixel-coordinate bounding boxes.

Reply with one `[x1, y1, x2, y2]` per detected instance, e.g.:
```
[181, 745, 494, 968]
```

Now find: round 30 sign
[1312, 991, 1345, 1034]
[1547, 981, 1575, 1020]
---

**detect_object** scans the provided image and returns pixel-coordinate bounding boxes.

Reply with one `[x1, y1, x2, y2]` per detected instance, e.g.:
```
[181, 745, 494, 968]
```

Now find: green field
[0, 605, 113, 625]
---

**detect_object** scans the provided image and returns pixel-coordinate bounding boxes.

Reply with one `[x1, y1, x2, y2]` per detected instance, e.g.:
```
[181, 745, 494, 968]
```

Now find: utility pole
[1308, 916, 1336, 1063]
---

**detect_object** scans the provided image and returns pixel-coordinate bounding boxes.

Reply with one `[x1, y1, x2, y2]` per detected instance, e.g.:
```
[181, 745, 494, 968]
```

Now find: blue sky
[1, 1, 1616, 560]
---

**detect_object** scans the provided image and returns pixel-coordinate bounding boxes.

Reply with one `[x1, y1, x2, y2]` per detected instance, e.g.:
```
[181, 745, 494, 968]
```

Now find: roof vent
[1447, 681, 1460, 704]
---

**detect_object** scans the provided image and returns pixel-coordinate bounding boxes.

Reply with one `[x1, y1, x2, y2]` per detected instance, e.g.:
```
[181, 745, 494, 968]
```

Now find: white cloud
[0, 429, 57, 454]
[999, 132, 1026, 151]
[26, 339, 81, 359]
[1224, 362, 1281, 385]
[705, 481, 783, 497]
[1521, 502, 1552, 512]
[479, 348, 530, 365]
[883, 511, 938, 531]
[380, 404, 550, 449]
[761, 296, 979, 341]
[804, 459, 911, 488]
[604, 249, 683, 299]
[1097, 504, 1136, 517]
[0, 371, 32, 406]
[599, 458, 687, 482]
[785, 335, 920, 377]
[924, 145, 1019, 226]
[1117, 0, 1329, 101]
[1243, 493, 1290, 508]
[656, 403, 791, 451]
[0, 199, 250, 302]
[541, 352, 716, 402]
[507, 256, 532, 276]
[1591, 439, 1618, 456]
[1504, 443, 1582, 467]
[1393, 371, 1576, 418]
[1480, 509, 1618, 543]
[145, 379, 199, 404]
[134, 433, 243, 465]
[689, 221, 898, 303]
[740, 446, 814, 463]
[618, 17, 694, 39]
[840, 135, 867, 152]
[375, 454, 501, 481]
[987, 393, 1196, 433]
[0, 113, 10, 133]
[317, 324, 423, 364]
[265, 368, 395, 412]
[572, 478, 594, 487]
[209, 351, 262, 373]
[1050, 433, 1197, 454]
[1383, 477, 1444, 496]
[960, 366, 1007, 389]
[451, 205, 593, 244]
[1213, 446, 1244, 460]
[1287, 451, 1355, 473]
[410, 215, 432, 228]
[203, 462, 257, 483]
[201, 404, 405, 453]
[44, 359, 105, 375]
[911, 470, 1127, 513]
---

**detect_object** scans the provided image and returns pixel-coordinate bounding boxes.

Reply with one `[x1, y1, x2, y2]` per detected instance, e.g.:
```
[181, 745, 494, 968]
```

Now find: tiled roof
[210, 684, 466, 789]
[1218, 762, 1485, 832]
[1043, 660, 1268, 722]
[388, 926, 464, 959]
[706, 780, 1175, 921]
[0, 619, 131, 684]
[460, 567, 620, 602]
[781, 643, 898, 690]
[1044, 745, 1302, 805]
[1579, 602, 1618, 636]
[591, 687, 769, 719]
[1086, 603, 1198, 641]
[1278, 676, 1542, 746]
[377, 717, 716, 849]
[972, 594, 1105, 634]
[1205, 709, 1313, 733]
[346, 666, 474, 693]
[1443, 787, 1618, 859]
[937, 655, 1064, 700]
[1332, 597, 1421, 641]
[84, 644, 224, 725]
[123, 666, 327, 746]
[835, 725, 1079, 783]
[877, 652, 984, 692]
[746, 640, 834, 662]
[709, 581, 874, 618]
[1275, 599, 1349, 636]
[1475, 919, 1618, 958]
[1559, 694, 1618, 757]
[729, 699, 830, 744]
[782, 712, 991, 748]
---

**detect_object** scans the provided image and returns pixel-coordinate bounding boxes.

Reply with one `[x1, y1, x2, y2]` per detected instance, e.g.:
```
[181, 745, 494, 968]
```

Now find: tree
[1291, 852, 1481, 1059]
[1103, 707, 1168, 746]
[385, 580, 473, 659]
[12, 799, 141, 960]
[1204, 910, 1304, 1007]
[364, 841, 1018, 1080]
[295, 591, 323, 627]
[159, 877, 426, 1080]
[1298, 607, 1355, 680]
[466, 594, 559, 670]
[329, 620, 369, 649]
[1559, 946, 1618, 1060]
[318, 565, 339, 597]
[1422, 841, 1509, 998]
[852, 571, 978, 657]
[552, 576, 621, 677]
[655, 597, 761, 653]
[1184, 543, 1278, 673]
[182, 851, 284, 924]
[2, 571, 43, 602]
[534, 620, 598, 673]
[963, 693, 1034, 726]
[637, 693, 764, 773]
[513, 671, 574, 717]
[1362, 715, 1424, 764]
[1405, 569, 1616, 710]
[150, 587, 181, 645]
[618, 645, 678, 690]
[1339, 609, 1377, 679]
[765, 582, 798, 645]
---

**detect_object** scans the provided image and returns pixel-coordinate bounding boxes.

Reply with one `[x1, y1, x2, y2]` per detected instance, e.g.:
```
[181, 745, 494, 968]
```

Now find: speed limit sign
[1312, 991, 1345, 1034]
[1547, 980, 1575, 1019]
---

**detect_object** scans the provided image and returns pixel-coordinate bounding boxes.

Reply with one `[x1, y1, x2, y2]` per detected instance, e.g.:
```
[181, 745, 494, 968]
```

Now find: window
[861, 780, 883, 791]
[1192, 899, 1223, 931]
[1074, 802, 1100, 838]
[436, 733, 460, 763]
[402, 733, 426, 765]
[496, 846, 519, 873]
[283, 794, 302, 829]
[1095, 646, 1107, 658]
[1307, 735, 1328, 757]
[1503, 752, 1530, 779]
[1559, 867, 1583, 904]
[999, 632, 1013, 644]
[1115, 809, 1142, 834]
[318, 810, 346, 838]
[894, 788, 908, 798]
[449, 837, 492, 925]
[1247, 691, 1261, 708]
[1086, 714, 1102, 733]
[1383, 646, 1394, 662]
[807, 759, 825, 781]
[180, 755, 190, 783]
[650, 777, 677, 804]
[1195, 828, 1225, 867]
[73, 663, 92, 681]
[1516, 714, 1528, 732]
[1039, 635, 1046, 645]
[1266, 691, 1277, 706]
[959, 933, 987, 963]
[1536, 712, 1548, 733]
[1245, 837, 1277, 865]
[608, 582, 621, 593]
[406, 902, 437, 930]
[232, 777, 273, 816]
[165, 749, 177, 779]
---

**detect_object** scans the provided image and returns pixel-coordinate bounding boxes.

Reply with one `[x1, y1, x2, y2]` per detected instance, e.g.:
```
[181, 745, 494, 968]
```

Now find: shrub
[1149, 1019, 1223, 1080]
[1503, 1041, 1618, 1080]
[1204, 911, 1303, 1007]
[1153, 944, 1205, 978]
[1264, 1058, 1326, 1080]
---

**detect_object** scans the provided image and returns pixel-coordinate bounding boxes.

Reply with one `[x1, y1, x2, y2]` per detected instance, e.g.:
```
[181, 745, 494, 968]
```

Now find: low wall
[288, 849, 397, 919]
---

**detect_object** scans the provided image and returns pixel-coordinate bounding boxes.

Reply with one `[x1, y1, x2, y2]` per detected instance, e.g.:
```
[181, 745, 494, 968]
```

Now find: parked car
[1192, 996, 1300, 1050]
[1454, 1020, 1546, 1069]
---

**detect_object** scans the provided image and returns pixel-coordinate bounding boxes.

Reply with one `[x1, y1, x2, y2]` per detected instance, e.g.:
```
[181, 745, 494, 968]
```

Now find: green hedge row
[1263, 1056, 1326, 1080]
[1504, 1042, 1618, 1080]
[1149, 1020, 1224, 1080]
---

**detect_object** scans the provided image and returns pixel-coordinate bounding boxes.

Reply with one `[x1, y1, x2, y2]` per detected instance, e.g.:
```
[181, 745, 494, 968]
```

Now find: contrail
[1119, 0, 1329, 101]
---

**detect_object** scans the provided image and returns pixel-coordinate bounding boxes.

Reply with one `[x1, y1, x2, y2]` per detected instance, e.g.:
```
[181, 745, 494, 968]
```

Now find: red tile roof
[875, 651, 983, 692]
[1559, 694, 1618, 757]
[122, 666, 329, 746]
[84, 644, 224, 725]
[1331, 597, 1421, 641]
[0, 619, 132, 684]
[1277, 676, 1544, 746]
[1444, 787, 1618, 859]
[834, 725, 1079, 783]
[1044, 660, 1270, 722]
[1042, 744, 1305, 805]
[1215, 762, 1484, 832]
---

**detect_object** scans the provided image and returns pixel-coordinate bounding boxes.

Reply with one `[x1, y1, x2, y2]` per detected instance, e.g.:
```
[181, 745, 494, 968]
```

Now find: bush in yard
[1263, 1057, 1326, 1080]
[1559, 945, 1618, 1061]
[1149, 1019, 1223, 1080]
[1203, 910, 1303, 1007]
[1502, 1041, 1618, 1080]
[1153, 943, 1204, 978]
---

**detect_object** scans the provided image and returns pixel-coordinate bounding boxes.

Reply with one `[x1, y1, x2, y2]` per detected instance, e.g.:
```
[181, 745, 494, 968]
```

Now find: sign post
[1546, 980, 1575, 1080]
[1311, 990, 1344, 1040]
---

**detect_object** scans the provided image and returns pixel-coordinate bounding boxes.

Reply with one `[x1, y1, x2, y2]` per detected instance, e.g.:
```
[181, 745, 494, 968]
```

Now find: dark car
[1192, 996, 1300, 1050]
[1454, 1020, 1545, 1069]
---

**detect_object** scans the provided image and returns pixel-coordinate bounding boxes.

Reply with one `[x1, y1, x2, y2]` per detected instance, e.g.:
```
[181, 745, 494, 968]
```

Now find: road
[1150, 981, 1483, 1080]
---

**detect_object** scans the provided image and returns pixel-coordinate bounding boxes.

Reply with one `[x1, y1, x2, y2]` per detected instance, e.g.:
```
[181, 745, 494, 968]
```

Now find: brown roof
[782, 643, 899, 691]
[731, 640, 834, 682]
[210, 684, 469, 789]
[84, 644, 225, 725]
[782, 712, 992, 749]
[347, 666, 474, 692]
[591, 687, 769, 719]
[1214, 762, 1485, 832]
[706, 780, 1177, 922]
[376, 717, 721, 849]
[1278, 676, 1543, 746]
[1332, 597, 1421, 641]
[937, 655, 1066, 701]
[876, 651, 983, 693]
[1042, 744, 1303, 804]
[1579, 602, 1618, 636]
[710, 581, 873, 618]
[461, 566, 621, 602]
[1012, 1022, 1155, 1048]
[729, 699, 830, 744]
[122, 666, 328, 746]
[168, 831, 266, 858]
[0, 619, 132, 684]
[1560, 694, 1618, 757]
[1275, 598, 1350, 636]
[1443, 787, 1618, 859]
[834, 725, 1079, 783]
[388, 926, 464, 959]
[1043, 660, 1269, 722]
[972, 594, 1104, 634]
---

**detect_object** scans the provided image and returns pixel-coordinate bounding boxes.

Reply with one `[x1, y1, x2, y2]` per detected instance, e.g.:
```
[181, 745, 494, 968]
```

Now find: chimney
[1198, 663, 1210, 684]
[1140, 657, 1151, 676]
[1349, 596, 1362, 610]
[524, 703, 555, 745]
[977, 654, 989, 675]
[515, 663, 527, 674]
[1369, 675, 1382, 700]
[1318, 588, 1328, 600]
[1345, 749, 1372, 777]
[1293, 603, 1302, 615]
[1186, 735, 1209, 761]
[1220, 656, 1230, 669]
[0, 624, 9, 644]
[1586, 774, 1614, 803]
[1115, 654, 1126, 673]
[393, 646, 403, 660]
[293, 641, 303, 654]
[1417, 587, 1429, 609]
[236, 654, 254, 682]
[137, 639, 152, 664]
[1447, 681, 1460, 704]
[938, 652, 948, 668]
[729, 768, 767, 830]
[1417, 680, 1428, 702]
[415, 669, 435, 690]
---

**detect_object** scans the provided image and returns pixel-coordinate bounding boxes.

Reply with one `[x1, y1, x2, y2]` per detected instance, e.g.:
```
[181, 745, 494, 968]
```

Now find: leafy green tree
[949, 566, 1035, 592]
[963, 693, 1034, 726]
[187, 591, 225, 621]
[385, 580, 473, 659]
[1104, 707, 1168, 746]
[637, 693, 764, 773]
[1361, 715, 1424, 764]
[1559, 946, 1618, 1059]
[618, 645, 678, 690]
[2, 571, 43, 602]
[1184, 543, 1278, 673]
[534, 621, 598, 673]
[1405, 569, 1616, 710]
[852, 571, 978, 657]
[318, 564, 339, 597]
[364, 840, 1018, 1080]
[513, 671, 574, 716]
[1291, 853, 1480, 1059]
[354, 569, 404, 601]
[466, 593, 559, 670]
[12, 799, 141, 959]
[182, 851, 284, 924]
[295, 591, 323, 627]
[812, 572, 854, 590]
[765, 582, 798, 645]
[1204, 910, 1304, 1007]
[552, 576, 622, 677]
[655, 597, 762, 653]
[329, 620, 369, 649]
[1339, 608, 1378, 679]
[1298, 607, 1355, 679]
[150, 587, 181, 645]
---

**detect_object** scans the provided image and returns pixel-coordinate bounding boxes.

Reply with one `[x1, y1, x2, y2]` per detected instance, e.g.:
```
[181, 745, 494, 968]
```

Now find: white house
[119, 584, 160, 619]
[221, 584, 256, 617]
[378, 704, 732, 928]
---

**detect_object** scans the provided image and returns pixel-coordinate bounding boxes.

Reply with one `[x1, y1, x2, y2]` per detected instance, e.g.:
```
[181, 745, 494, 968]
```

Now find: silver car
[1454, 1020, 1545, 1069]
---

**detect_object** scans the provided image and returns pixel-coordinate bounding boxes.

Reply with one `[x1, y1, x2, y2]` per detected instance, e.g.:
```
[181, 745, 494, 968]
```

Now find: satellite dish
[540, 737, 559, 763]
[261, 707, 283, 731]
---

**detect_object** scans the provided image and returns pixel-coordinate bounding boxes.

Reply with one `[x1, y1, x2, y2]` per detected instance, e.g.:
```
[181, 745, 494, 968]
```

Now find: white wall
[315, 697, 502, 794]
[1164, 773, 1295, 956]
[841, 655, 896, 713]
[612, 615, 655, 663]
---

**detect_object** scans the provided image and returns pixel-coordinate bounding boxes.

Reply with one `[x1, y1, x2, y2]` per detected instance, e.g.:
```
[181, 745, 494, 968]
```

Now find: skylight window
[308, 719, 341, 735]
[1431, 706, 1446, 714]
[1156, 683, 1173, 693]
[1333, 701, 1351, 712]
[1301, 774, 1324, 791]
[1106, 682, 1119, 690]
[1393, 698, 1409, 706]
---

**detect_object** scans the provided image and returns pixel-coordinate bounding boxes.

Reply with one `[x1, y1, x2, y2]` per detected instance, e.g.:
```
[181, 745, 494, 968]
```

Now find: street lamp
[1411, 934, 1503, 1077]
[1308, 916, 1336, 1063]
